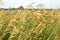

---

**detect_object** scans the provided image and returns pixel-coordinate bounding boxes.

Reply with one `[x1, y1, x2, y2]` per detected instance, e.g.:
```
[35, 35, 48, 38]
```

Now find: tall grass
[0, 9, 60, 40]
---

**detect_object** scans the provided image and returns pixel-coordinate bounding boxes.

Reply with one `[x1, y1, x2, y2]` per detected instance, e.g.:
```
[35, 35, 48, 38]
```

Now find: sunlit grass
[0, 9, 60, 40]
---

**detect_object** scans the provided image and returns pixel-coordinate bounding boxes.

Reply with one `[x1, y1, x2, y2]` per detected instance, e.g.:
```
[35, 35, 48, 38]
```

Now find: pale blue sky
[0, 0, 60, 9]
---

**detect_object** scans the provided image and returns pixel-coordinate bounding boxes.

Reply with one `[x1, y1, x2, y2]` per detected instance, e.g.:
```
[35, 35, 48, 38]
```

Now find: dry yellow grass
[0, 9, 60, 40]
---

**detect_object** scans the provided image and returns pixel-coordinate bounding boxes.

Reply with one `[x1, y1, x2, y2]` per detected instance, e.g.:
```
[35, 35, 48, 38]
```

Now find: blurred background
[0, 0, 60, 9]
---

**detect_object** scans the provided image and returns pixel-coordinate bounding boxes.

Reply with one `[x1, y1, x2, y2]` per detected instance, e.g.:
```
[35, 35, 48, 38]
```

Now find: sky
[0, 0, 60, 9]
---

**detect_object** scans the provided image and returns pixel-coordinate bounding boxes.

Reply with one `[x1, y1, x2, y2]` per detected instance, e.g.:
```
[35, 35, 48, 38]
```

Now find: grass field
[0, 9, 60, 40]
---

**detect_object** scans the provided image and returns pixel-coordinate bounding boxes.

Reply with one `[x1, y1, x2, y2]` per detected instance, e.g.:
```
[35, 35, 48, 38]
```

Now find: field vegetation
[0, 9, 60, 40]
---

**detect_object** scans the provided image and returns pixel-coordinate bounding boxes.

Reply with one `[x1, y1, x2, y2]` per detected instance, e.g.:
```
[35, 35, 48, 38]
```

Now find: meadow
[0, 9, 60, 40]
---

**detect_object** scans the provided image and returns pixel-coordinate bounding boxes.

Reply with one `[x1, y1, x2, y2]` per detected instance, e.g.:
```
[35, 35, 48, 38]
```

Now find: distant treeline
[0, 6, 24, 10]
[0, 6, 56, 10]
